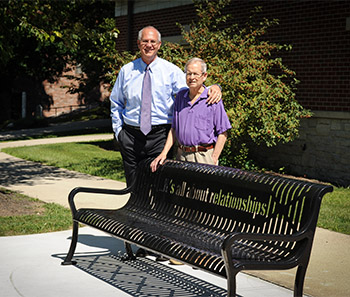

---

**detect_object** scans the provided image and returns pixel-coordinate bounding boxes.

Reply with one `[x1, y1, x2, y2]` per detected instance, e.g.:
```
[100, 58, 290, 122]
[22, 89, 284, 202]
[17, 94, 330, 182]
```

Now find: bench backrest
[130, 159, 332, 238]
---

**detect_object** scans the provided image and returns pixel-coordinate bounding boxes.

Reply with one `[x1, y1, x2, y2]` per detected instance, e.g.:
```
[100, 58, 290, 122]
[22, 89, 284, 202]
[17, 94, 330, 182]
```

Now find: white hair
[184, 58, 207, 73]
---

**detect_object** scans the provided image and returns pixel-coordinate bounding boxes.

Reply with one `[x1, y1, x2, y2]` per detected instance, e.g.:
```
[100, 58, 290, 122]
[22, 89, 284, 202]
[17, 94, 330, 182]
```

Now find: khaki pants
[177, 148, 217, 165]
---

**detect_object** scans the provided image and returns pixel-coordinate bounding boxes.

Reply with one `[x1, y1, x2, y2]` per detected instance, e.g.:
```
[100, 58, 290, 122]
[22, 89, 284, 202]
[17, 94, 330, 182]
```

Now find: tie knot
[145, 65, 150, 72]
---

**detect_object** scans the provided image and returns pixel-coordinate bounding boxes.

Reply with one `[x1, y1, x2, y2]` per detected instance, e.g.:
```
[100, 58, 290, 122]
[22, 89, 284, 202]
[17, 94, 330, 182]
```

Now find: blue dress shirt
[110, 57, 187, 137]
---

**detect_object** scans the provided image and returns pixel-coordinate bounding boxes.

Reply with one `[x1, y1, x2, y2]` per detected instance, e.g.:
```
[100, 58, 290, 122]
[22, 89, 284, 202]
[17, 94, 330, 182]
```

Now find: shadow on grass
[81, 139, 118, 152]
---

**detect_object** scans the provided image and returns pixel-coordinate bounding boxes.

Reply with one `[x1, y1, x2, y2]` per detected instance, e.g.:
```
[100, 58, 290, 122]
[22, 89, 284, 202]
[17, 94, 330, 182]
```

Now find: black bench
[62, 159, 333, 297]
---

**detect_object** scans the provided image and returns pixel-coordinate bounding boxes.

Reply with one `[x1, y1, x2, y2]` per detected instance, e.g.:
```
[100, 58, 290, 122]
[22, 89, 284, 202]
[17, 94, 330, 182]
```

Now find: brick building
[42, 66, 110, 117]
[42, 67, 82, 117]
[113, 0, 350, 186]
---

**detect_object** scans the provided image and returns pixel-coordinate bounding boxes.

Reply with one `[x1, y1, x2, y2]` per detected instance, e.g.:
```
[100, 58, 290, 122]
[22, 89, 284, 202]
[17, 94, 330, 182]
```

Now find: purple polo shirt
[172, 86, 231, 146]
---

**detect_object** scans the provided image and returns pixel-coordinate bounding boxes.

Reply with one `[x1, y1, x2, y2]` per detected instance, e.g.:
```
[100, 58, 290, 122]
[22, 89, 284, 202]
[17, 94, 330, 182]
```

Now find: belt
[179, 143, 214, 153]
[124, 124, 170, 132]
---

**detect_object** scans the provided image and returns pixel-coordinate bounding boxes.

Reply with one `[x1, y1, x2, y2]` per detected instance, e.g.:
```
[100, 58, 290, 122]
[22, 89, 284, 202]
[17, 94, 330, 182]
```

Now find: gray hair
[138, 26, 161, 42]
[184, 58, 207, 73]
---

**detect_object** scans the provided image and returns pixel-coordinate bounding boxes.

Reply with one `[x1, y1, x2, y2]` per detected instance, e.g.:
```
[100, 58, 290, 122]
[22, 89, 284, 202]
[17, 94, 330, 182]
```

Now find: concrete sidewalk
[0, 134, 119, 210]
[0, 132, 349, 297]
[0, 118, 111, 141]
[1, 226, 298, 297]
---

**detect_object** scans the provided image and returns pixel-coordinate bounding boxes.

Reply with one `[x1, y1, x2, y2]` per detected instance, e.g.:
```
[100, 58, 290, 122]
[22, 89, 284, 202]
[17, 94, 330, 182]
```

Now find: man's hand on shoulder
[207, 84, 222, 104]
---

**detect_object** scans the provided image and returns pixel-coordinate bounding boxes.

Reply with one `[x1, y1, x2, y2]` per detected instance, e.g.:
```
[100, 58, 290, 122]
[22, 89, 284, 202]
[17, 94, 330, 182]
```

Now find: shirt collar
[185, 85, 208, 103]
[140, 56, 159, 72]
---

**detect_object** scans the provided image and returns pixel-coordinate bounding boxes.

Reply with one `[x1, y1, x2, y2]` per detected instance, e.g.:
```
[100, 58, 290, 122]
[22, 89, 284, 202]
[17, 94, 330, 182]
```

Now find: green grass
[3, 140, 125, 182]
[318, 187, 350, 235]
[0, 204, 72, 236]
[2, 140, 350, 235]
[1, 139, 124, 236]
[0, 188, 72, 236]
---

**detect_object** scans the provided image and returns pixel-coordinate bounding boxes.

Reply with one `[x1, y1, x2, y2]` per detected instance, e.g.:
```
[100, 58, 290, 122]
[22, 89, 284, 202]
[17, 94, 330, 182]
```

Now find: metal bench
[62, 159, 333, 297]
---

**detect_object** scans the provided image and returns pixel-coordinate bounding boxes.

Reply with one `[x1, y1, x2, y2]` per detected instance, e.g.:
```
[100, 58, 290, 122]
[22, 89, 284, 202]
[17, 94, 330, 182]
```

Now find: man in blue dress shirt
[110, 26, 222, 187]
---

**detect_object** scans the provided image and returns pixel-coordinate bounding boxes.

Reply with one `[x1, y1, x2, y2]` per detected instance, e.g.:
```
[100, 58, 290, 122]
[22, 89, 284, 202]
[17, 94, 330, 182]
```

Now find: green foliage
[1, 1, 72, 80]
[0, 0, 130, 122]
[161, 0, 311, 169]
[59, 3, 135, 99]
[158, 41, 190, 70]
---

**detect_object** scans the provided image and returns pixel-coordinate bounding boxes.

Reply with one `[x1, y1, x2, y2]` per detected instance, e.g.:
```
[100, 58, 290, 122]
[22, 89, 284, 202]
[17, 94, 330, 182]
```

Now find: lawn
[317, 187, 350, 235]
[0, 187, 72, 236]
[3, 139, 125, 182]
[2, 139, 350, 235]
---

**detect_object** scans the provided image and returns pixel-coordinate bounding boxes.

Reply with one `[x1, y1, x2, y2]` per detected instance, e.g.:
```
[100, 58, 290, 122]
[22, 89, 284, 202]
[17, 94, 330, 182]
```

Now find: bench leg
[61, 221, 79, 265]
[294, 265, 307, 297]
[227, 271, 237, 297]
[123, 242, 136, 260]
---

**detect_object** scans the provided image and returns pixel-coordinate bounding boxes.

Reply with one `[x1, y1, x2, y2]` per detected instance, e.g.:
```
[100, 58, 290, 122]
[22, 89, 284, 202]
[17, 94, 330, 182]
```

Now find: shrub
[105, 0, 311, 170]
[161, 0, 311, 169]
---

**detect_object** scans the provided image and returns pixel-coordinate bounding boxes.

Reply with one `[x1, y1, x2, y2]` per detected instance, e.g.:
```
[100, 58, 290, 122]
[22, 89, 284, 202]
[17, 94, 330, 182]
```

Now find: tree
[159, 0, 311, 169]
[57, 1, 134, 103]
[0, 0, 70, 122]
[0, 0, 124, 125]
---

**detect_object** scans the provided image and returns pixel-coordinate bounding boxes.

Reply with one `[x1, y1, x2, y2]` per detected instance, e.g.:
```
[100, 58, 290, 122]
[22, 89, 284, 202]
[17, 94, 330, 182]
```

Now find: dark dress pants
[117, 124, 172, 187]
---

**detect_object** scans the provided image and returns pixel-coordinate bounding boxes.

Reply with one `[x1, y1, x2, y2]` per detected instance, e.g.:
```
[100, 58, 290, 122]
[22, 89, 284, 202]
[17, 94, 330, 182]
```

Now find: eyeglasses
[186, 72, 205, 78]
[140, 39, 159, 46]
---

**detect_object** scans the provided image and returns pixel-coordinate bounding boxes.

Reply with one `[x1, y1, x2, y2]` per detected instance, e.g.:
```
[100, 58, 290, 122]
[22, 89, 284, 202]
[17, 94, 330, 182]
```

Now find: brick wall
[46, 1, 350, 114]
[49, 0, 350, 116]
[232, 1, 350, 113]
[115, 1, 350, 112]
[43, 68, 81, 117]
[224, 1, 350, 186]
[42, 67, 109, 117]
[115, 4, 196, 51]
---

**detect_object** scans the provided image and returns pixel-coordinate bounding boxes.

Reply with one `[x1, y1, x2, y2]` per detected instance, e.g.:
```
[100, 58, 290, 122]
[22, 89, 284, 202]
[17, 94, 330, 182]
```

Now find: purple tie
[140, 65, 152, 135]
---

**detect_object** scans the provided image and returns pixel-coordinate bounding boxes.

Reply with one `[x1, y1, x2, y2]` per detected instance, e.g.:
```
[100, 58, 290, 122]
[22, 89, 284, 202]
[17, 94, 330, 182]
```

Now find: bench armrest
[221, 229, 312, 269]
[68, 186, 132, 216]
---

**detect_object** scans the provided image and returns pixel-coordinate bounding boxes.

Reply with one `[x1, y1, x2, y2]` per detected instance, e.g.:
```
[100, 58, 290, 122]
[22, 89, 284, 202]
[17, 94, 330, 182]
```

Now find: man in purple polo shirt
[151, 57, 231, 171]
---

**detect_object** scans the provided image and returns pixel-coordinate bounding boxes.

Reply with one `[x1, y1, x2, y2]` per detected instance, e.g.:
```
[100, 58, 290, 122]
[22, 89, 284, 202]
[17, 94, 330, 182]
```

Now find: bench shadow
[53, 234, 230, 297]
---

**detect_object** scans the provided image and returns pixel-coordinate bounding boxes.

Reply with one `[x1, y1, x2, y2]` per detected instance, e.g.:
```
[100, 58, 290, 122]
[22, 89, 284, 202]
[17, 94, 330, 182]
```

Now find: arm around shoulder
[207, 84, 222, 104]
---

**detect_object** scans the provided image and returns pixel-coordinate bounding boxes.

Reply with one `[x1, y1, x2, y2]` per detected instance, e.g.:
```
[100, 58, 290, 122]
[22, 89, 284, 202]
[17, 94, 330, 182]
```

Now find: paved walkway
[0, 118, 111, 141]
[0, 124, 349, 297]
